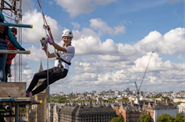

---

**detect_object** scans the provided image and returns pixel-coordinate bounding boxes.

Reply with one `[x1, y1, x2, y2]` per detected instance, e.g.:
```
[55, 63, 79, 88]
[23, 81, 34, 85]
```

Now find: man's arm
[7, 28, 24, 50]
[44, 49, 55, 58]
[52, 42, 67, 52]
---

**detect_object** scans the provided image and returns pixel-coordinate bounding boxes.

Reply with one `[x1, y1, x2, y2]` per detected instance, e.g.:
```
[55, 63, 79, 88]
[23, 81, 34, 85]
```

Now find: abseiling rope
[36, 1, 54, 121]
[37, 0, 52, 90]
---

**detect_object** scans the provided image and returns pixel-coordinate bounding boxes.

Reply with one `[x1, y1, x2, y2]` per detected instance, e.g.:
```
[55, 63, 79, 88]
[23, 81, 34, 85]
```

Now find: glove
[20, 48, 25, 51]
[46, 36, 54, 45]
[40, 37, 48, 46]
[42, 44, 47, 50]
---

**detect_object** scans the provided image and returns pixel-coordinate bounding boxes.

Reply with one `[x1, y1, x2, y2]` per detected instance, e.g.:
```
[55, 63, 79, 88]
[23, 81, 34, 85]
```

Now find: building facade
[48, 101, 116, 122]
[119, 100, 178, 122]
[178, 103, 185, 116]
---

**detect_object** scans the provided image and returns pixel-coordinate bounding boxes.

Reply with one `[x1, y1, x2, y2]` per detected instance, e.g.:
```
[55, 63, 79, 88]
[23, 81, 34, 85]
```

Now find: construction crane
[134, 51, 154, 104]
[0, 0, 23, 82]
[0, 0, 22, 24]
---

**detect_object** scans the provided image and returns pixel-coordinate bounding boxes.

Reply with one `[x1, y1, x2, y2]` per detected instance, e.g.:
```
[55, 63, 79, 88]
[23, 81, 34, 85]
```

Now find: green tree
[140, 114, 152, 122]
[161, 97, 171, 103]
[110, 116, 124, 122]
[157, 114, 175, 122]
[174, 113, 185, 122]
[122, 97, 129, 102]
[48, 96, 68, 103]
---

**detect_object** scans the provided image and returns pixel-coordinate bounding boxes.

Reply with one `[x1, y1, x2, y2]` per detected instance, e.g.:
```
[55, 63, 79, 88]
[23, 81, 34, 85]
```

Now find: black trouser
[0, 114, 5, 122]
[0, 42, 7, 82]
[5, 64, 11, 82]
[27, 67, 68, 95]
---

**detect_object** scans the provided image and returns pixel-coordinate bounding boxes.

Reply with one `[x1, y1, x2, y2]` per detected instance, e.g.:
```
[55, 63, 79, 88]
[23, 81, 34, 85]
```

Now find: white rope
[39, 0, 50, 93]
[38, 1, 50, 121]
[182, 0, 185, 90]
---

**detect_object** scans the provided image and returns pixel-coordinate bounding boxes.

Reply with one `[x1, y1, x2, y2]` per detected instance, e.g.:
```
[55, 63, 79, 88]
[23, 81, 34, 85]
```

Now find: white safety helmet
[61, 29, 73, 38]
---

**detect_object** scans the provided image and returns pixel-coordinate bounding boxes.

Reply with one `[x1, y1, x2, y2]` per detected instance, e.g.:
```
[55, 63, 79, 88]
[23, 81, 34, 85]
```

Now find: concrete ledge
[0, 82, 26, 97]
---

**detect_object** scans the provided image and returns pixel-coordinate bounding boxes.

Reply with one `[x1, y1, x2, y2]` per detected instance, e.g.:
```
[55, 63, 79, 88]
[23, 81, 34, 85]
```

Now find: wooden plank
[0, 82, 26, 97]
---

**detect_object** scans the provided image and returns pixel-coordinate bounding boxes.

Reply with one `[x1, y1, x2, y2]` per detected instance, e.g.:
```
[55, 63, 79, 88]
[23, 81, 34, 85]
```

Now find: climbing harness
[56, 52, 71, 66]
[55, 52, 64, 72]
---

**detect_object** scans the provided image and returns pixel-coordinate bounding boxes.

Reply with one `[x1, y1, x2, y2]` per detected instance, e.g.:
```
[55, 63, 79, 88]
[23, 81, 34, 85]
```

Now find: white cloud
[98, 55, 121, 61]
[23, 45, 45, 61]
[96, 70, 130, 84]
[73, 28, 99, 40]
[135, 28, 185, 55]
[73, 35, 102, 55]
[72, 28, 185, 61]
[56, 0, 117, 17]
[71, 73, 98, 81]
[71, 22, 80, 29]
[69, 51, 185, 92]
[56, 0, 94, 17]
[22, 10, 61, 43]
[90, 18, 125, 35]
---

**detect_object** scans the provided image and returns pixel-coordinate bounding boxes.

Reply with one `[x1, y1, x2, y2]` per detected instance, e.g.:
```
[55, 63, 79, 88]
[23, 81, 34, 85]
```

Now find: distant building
[28, 60, 48, 122]
[115, 90, 120, 96]
[178, 103, 185, 116]
[47, 103, 55, 122]
[48, 101, 116, 122]
[119, 100, 147, 122]
[53, 103, 62, 122]
[91, 90, 96, 94]
[28, 110, 37, 122]
[173, 98, 185, 103]
[124, 88, 130, 92]
[152, 100, 179, 122]
[119, 99, 178, 122]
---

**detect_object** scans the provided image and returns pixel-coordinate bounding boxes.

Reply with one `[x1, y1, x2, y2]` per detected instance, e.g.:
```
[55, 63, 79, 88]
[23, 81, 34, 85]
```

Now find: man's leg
[7, 64, 11, 77]
[5, 64, 8, 82]
[0, 114, 5, 122]
[31, 68, 68, 95]
[0, 44, 7, 82]
[27, 68, 54, 92]
[0, 53, 7, 82]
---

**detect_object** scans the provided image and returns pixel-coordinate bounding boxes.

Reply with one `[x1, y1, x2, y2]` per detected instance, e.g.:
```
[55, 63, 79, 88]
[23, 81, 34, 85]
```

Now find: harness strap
[56, 52, 71, 66]
[56, 57, 71, 66]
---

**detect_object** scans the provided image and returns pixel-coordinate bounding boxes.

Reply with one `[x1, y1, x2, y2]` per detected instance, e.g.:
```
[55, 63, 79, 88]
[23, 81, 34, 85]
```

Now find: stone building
[119, 99, 178, 122]
[178, 103, 185, 116]
[53, 103, 63, 122]
[47, 103, 55, 122]
[152, 100, 179, 122]
[119, 100, 148, 122]
[27, 60, 48, 122]
[48, 101, 116, 122]
[28, 110, 37, 122]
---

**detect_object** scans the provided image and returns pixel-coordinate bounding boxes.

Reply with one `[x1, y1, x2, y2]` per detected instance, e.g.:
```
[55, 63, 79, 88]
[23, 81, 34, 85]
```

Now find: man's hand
[42, 45, 47, 50]
[20, 48, 25, 51]
[40, 37, 48, 50]
[40, 37, 48, 46]
[47, 37, 54, 45]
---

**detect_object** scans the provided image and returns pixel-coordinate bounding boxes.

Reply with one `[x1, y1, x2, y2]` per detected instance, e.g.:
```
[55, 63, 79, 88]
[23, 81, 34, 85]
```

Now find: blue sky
[5, 0, 185, 93]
